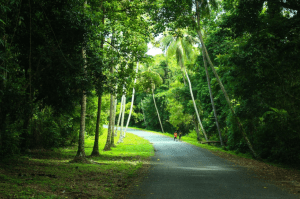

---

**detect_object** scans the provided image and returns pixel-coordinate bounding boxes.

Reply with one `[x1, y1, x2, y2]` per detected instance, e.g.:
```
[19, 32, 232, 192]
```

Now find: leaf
[0, 19, 6, 25]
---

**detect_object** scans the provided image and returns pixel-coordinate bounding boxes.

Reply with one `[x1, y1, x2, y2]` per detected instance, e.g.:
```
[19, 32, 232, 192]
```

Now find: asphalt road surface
[123, 128, 297, 199]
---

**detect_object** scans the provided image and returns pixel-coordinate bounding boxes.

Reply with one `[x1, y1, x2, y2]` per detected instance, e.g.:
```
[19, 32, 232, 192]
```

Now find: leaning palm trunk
[195, 4, 259, 159]
[121, 94, 126, 136]
[202, 48, 224, 146]
[152, 89, 165, 133]
[193, 115, 201, 141]
[141, 100, 147, 128]
[124, 63, 139, 133]
[184, 68, 208, 141]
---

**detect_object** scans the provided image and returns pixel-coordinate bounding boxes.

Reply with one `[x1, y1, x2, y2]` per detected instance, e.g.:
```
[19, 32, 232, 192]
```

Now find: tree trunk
[193, 115, 201, 141]
[104, 94, 114, 151]
[121, 95, 126, 137]
[141, 100, 147, 128]
[111, 97, 117, 147]
[124, 62, 139, 133]
[76, 92, 87, 157]
[202, 48, 224, 146]
[91, 95, 102, 156]
[117, 95, 126, 143]
[73, 0, 90, 163]
[91, 2, 105, 156]
[181, 69, 186, 86]
[184, 68, 208, 141]
[195, 3, 259, 159]
[152, 89, 164, 133]
[75, 47, 87, 158]
[104, 90, 114, 151]
[115, 96, 124, 137]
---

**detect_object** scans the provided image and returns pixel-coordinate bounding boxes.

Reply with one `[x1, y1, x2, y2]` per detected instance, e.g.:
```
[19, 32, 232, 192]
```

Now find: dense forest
[1, 0, 299, 166]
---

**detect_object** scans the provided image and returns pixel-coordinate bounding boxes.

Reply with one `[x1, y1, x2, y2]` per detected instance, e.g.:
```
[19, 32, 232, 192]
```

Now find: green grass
[0, 129, 154, 199]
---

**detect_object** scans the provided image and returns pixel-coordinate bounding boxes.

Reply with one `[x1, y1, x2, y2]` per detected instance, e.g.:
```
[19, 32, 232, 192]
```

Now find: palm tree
[202, 48, 224, 146]
[117, 94, 126, 143]
[110, 97, 117, 147]
[124, 62, 139, 134]
[194, 0, 259, 157]
[160, 32, 208, 141]
[139, 70, 165, 133]
[115, 96, 123, 136]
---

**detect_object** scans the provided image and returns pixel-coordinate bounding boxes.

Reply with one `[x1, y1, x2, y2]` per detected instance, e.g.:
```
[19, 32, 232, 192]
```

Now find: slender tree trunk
[193, 115, 201, 141]
[184, 68, 208, 141]
[115, 96, 124, 137]
[181, 69, 186, 86]
[117, 95, 126, 143]
[121, 95, 126, 137]
[111, 97, 117, 147]
[91, 95, 102, 156]
[152, 89, 164, 133]
[77, 94, 86, 157]
[202, 49, 224, 146]
[73, 0, 89, 162]
[195, 3, 259, 159]
[141, 100, 147, 128]
[124, 62, 139, 133]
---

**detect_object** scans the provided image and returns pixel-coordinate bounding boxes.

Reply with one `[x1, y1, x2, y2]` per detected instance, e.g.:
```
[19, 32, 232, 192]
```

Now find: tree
[152, 0, 260, 159]
[202, 48, 224, 146]
[160, 32, 208, 141]
[124, 62, 139, 134]
[138, 70, 164, 133]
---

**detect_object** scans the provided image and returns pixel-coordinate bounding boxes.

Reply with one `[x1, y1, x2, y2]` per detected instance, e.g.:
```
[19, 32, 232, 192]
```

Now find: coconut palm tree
[160, 32, 208, 141]
[117, 92, 127, 143]
[124, 62, 139, 134]
[138, 70, 165, 133]
[115, 96, 123, 136]
[194, 0, 258, 156]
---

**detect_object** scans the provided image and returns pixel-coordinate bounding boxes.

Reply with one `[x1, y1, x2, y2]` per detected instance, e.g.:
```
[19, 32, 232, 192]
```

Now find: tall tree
[74, 1, 88, 162]
[152, 0, 260, 159]
[202, 48, 224, 146]
[138, 70, 164, 133]
[160, 33, 208, 141]
[124, 62, 139, 133]
[195, 0, 258, 157]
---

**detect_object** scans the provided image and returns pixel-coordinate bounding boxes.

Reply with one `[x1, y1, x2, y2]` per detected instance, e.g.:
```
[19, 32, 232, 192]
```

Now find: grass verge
[0, 129, 154, 199]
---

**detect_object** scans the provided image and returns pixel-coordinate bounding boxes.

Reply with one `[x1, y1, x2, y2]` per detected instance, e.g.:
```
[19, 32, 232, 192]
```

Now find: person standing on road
[174, 131, 178, 141]
[179, 131, 182, 141]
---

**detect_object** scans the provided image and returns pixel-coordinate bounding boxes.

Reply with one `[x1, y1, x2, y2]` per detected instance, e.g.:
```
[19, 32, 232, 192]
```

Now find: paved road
[124, 128, 297, 199]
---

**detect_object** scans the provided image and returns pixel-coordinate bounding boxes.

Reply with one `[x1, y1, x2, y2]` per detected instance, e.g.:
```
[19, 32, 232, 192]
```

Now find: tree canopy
[1, 0, 300, 166]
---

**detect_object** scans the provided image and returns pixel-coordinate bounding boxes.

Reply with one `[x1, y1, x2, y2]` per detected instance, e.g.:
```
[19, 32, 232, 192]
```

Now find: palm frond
[160, 35, 174, 54]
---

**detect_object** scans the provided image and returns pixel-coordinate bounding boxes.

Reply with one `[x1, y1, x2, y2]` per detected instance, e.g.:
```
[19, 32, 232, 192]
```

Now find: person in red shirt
[174, 131, 178, 141]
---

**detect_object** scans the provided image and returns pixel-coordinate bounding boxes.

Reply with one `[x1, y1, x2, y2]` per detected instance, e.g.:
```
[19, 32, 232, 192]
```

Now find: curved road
[124, 128, 297, 199]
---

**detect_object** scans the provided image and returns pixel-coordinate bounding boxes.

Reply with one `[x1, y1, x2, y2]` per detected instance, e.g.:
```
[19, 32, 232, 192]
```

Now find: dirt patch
[210, 150, 300, 196]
